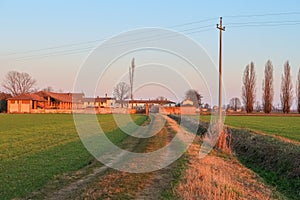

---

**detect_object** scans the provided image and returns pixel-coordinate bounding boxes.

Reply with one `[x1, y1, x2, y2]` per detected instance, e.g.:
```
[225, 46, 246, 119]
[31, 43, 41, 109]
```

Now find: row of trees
[242, 60, 300, 113]
[2, 61, 300, 114]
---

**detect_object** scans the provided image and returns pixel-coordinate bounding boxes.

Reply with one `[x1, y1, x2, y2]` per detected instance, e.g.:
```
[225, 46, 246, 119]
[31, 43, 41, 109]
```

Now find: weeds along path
[175, 142, 277, 200]
[170, 118, 281, 200]
[30, 114, 187, 199]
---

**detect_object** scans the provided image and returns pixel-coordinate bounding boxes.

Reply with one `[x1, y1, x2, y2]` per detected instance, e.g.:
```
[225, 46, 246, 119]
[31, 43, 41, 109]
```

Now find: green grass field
[201, 115, 300, 142]
[0, 114, 147, 200]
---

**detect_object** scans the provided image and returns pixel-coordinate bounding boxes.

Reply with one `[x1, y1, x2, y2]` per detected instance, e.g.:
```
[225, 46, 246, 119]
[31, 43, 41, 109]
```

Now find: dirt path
[135, 115, 187, 199]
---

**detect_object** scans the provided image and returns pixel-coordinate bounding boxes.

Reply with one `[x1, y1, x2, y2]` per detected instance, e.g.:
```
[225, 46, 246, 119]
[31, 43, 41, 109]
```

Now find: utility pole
[129, 58, 135, 109]
[217, 17, 225, 130]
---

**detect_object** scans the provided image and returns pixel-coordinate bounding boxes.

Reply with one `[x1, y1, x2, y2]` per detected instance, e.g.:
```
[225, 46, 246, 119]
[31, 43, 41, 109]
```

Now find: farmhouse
[6, 92, 179, 114]
[7, 93, 47, 113]
[7, 91, 84, 113]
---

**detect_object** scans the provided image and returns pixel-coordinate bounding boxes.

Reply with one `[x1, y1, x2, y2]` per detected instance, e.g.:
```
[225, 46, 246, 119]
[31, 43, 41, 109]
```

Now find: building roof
[38, 91, 74, 102]
[8, 93, 46, 101]
[8, 91, 83, 103]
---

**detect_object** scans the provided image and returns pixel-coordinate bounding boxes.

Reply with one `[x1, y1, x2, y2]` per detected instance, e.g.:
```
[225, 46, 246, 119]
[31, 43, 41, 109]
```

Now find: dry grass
[176, 141, 274, 200]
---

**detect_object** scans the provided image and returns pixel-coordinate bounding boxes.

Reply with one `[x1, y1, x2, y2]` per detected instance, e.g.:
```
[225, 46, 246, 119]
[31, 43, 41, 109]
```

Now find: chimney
[105, 93, 107, 97]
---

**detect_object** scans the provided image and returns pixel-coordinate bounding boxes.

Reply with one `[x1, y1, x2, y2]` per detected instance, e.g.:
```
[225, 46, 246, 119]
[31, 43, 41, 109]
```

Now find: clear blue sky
[1, 0, 300, 107]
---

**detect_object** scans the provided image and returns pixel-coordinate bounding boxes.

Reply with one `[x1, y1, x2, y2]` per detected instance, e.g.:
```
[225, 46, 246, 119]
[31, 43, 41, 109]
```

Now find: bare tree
[280, 61, 293, 114]
[262, 60, 274, 113]
[229, 97, 241, 111]
[297, 68, 300, 113]
[185, 89, 203, 108]
[2, 71, 36, 96]
[129, 58, 135, 100]
[242, 62, 256, 113]
[113, 82, 130, 108]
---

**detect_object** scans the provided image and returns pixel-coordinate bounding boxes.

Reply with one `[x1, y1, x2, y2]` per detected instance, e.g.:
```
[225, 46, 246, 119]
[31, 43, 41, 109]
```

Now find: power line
[224, 11, 300, 18]
[10, 19, 300, 62]
[227, 20, 300, 25]
[1, 17, 218, 57]
[228, 22, 300, 28]
[14, 46, 96, 61]
[12, 25, 215, 61]
[169, 17, 218, 28]
[14, 27, 216, 62]
[3, 11, 300, 61]
[1, 39, 104, 57]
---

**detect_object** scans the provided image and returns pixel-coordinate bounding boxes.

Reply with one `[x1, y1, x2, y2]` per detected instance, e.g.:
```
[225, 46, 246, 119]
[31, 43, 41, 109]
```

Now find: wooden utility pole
[217, 17, 225, 129]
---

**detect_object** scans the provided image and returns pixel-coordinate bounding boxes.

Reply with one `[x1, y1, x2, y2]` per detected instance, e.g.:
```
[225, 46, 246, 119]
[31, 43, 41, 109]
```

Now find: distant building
[6, 91, 120, 113]
[6, 91, 177, 114]
[178, 98, 196, 114]
[83, 94, 115, 108]
[181, 98, 194, 107]
[7, 91, 84, 113]
[7, 93, 47, 113]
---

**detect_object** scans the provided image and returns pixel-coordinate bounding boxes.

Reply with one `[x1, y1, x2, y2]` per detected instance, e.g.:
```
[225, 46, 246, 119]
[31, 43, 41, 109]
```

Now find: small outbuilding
[7, 93, 46, 113]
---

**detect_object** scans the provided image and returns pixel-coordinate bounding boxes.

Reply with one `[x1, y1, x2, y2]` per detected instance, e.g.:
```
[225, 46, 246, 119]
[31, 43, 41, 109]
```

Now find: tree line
[242, 60, 300, 114]
[1, 59, 300, 114]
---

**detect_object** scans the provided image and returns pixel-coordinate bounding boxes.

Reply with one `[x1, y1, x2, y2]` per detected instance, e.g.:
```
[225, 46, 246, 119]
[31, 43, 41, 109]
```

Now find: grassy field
[0, 114, 147, 200]
[201, 115, 300, 142]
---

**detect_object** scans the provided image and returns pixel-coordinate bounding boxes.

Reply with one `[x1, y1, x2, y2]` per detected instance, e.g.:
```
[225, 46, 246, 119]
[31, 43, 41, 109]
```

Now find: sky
[1, 0, 300, 107]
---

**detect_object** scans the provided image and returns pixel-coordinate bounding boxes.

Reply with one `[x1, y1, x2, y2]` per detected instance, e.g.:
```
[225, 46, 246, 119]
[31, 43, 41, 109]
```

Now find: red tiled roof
[9, 91, 85, 103]
[8, 93, 46, 101]
[40, 91, 73, 102]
